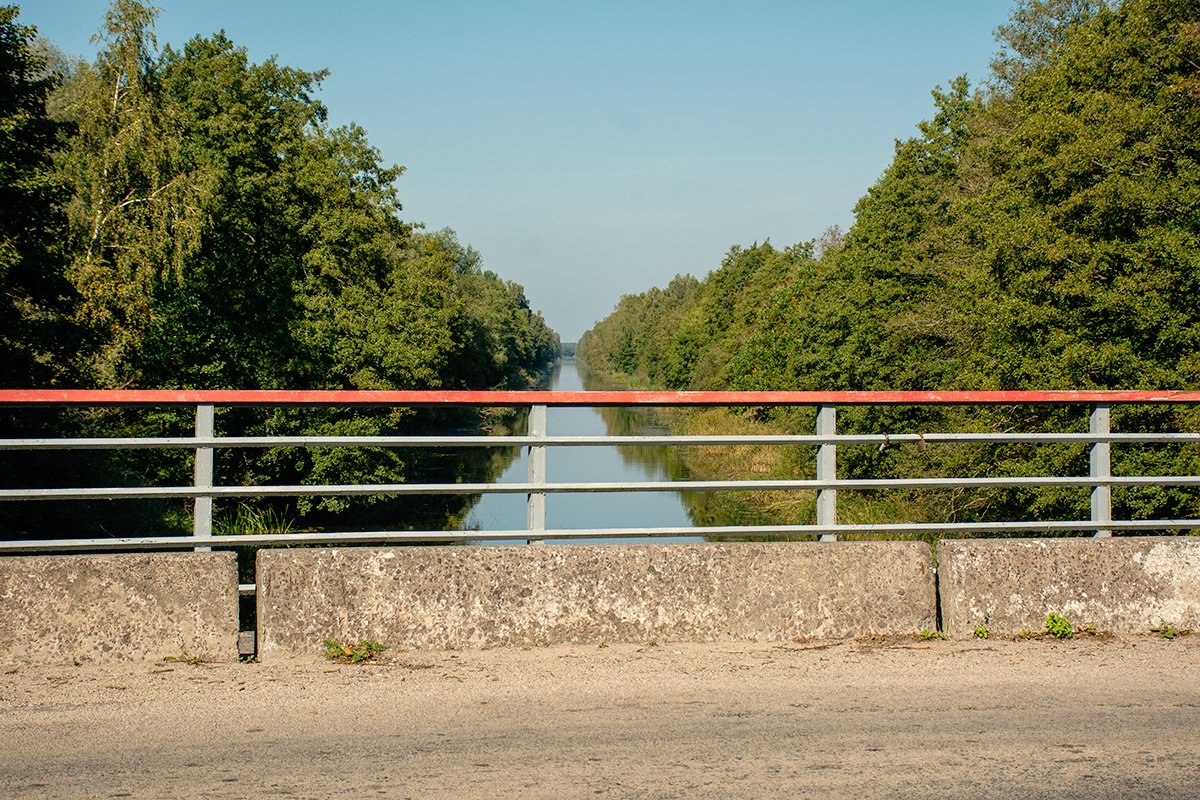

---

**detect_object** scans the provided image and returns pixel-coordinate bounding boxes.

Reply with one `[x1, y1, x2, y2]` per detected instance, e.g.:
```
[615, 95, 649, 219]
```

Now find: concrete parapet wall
[257, 542, 935, 658]
[938, 537, 1200, 636]
[0, 552, 239, 664]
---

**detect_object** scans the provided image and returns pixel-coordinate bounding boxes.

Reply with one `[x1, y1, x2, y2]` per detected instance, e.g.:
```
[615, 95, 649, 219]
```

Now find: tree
[3, 0, 560, 534]
[0, 5, 78, 387]
[992, 0, 1110, 87]
[53, 0, 211, 386]
[580, 0, 1200, 526]
[964, 0, 1200, 390]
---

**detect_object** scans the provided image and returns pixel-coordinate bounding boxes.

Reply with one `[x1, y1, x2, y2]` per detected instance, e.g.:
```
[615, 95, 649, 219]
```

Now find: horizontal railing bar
[2, 518, 1197, 553]
[5, 388, 1200, 407]
[7, 475, 1200, 501]
[5, 393, 1196, 553]
[5, 431, 1200, 451]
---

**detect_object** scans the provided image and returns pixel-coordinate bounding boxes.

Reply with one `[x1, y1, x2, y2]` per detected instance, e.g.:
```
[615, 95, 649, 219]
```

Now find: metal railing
[2, 388, 1200, 554]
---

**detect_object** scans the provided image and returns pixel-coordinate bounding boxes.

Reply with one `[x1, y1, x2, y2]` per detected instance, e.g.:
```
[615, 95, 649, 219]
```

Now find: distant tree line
[580, 0, 1200, 527]
[0, 1, 558, 536]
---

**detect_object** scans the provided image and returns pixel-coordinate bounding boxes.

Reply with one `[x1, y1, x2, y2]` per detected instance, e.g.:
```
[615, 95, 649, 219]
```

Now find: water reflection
[587, 373, 780, 532]
[466, 358, 702, 542]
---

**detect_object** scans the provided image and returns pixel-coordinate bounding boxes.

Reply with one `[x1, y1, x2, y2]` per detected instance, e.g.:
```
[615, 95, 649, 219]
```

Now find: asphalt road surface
[2, 635, 1198, 799]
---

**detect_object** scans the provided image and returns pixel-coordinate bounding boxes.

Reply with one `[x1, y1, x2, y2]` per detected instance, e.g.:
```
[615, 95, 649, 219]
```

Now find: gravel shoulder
[2, 635, 1198, 799]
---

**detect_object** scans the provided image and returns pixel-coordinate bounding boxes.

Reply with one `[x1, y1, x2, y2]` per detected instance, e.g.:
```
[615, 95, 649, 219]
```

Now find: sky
[20, 0, 1017, 341]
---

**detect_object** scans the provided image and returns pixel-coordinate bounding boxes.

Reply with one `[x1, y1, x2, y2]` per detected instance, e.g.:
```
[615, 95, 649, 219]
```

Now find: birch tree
[55, 0, 212, 386]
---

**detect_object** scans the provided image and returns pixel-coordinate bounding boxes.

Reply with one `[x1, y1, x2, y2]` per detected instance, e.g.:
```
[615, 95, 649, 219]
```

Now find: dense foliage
[0, 5, 76, 387]
[0, 2, 558, 535]
[580, 0, 1200, 527]
[43, 3, 558, 392]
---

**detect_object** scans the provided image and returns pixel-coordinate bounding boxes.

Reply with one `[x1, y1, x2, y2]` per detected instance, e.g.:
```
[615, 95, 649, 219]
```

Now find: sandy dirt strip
[1, 634, 1198, 799]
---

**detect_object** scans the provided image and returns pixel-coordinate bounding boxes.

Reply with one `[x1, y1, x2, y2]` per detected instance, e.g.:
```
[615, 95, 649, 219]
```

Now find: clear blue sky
[21, 0, 1016, 341]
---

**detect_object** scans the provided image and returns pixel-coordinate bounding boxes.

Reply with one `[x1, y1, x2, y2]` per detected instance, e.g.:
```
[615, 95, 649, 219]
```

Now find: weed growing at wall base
[163, 649, 204, 665]
[1151, 621, 1190, 640]
[1044, 613, 1073, 640]
[322, 639, 388, 664]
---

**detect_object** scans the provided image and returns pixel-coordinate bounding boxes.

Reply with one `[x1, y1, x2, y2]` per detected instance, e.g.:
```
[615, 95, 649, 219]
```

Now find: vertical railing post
[816, 403, 837, 542]
[1090, 403, 1112, 538]
[193, 403, 214, 551]
[527, 404, 547, 544]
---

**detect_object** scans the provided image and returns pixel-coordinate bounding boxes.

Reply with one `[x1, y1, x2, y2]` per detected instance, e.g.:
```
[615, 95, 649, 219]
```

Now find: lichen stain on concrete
[939, 538, 1200, 636]
[0, 552, 238, 664]
[256, 541, 936, 658]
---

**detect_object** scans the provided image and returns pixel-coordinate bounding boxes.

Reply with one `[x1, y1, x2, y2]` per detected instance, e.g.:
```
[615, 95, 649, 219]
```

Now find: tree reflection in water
[466, 359, 778, 542]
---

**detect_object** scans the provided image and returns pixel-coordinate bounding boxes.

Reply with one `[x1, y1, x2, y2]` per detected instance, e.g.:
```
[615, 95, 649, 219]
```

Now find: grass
[163, 648, 204, 665]
[1005, 615, 1108, 641]
[322, 639, 388, 664]
[579, 374, 1137, 550]
[644, 405, 1026, 550]
[214, 503, 297, 536]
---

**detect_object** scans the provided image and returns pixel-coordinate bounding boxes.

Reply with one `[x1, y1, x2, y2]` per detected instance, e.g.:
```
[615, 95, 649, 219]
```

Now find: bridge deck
[2, 636, 1197, 799]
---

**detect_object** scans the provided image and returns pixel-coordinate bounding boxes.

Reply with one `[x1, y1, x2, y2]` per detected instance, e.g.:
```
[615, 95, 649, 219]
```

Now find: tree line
[0, 2, 559, 536]
[579, 0, 1200, 528]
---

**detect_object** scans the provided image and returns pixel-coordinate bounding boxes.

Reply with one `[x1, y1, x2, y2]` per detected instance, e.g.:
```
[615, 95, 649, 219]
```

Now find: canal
[466, 358, 703, 543]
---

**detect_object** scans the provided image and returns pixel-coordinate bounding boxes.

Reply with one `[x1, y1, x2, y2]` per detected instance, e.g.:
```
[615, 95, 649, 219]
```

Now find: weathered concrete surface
[257, 542, 934, 657]
[938, 537, 1200, 636]
[0, 552, 239, 663]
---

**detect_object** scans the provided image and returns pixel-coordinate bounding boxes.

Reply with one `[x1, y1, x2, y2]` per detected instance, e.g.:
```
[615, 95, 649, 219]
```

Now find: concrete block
[938, 537, 1200, 636]
[257, 541, 934, 658]
[0, 552, 239, 664]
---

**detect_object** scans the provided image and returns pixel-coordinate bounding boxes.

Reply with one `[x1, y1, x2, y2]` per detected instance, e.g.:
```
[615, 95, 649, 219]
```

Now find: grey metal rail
[7, 475, 1200, 502]
[5, 432, 1200, 449]
[1, 393, 1199, 552]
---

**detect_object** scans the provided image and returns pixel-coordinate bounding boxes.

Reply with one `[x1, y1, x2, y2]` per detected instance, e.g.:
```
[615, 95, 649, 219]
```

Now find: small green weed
[598, 641, 609, 649]
[1151, 621, 1189, 640]
[322, 639, 388, 664]
[972, 624, 989, 640]
[919, 628, 946, 641]
[1045, 612, 1073, 639]
[1016, 629, 1036, 640]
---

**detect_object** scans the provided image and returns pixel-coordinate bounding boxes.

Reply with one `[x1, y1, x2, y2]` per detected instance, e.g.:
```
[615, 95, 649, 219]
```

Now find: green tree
[11, 0, 559, 532]
[581, 0, 1200, 527]
[52, 0, 214, 386]
[992, 0, 1110, 87]
[963, 0, 1200, 390]
[0, 5, 78, 387]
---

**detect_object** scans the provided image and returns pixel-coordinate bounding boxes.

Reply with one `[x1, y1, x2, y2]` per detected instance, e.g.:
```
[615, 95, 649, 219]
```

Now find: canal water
[466, 358, 703, 543]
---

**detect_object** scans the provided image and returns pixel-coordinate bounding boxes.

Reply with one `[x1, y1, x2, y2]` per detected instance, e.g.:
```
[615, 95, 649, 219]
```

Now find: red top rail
[3, 389, 1200, 407]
